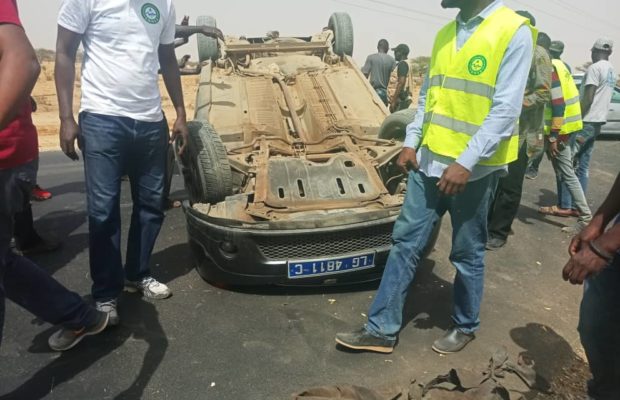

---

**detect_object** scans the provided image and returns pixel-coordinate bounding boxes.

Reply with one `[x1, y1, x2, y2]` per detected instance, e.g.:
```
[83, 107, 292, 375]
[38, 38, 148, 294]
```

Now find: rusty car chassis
[177, 14, 439, 285]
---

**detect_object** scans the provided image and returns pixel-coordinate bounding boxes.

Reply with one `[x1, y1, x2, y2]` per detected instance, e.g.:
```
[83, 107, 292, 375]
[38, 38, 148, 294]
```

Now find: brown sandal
[538, 205, 579, 217]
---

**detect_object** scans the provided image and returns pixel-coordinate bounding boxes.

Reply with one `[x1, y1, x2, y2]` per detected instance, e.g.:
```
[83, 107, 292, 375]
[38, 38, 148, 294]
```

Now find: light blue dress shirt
[403, 0, 533, 181]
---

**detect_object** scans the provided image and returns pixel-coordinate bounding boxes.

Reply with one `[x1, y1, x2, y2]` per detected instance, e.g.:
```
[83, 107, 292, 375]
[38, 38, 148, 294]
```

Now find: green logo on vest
[141, 3, 160, 24]
[468, 55, 487, 76]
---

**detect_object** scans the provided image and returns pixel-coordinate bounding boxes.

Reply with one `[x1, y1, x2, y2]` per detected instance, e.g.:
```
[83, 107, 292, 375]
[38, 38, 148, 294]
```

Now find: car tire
[378, 108, 417, 142]
[184, 120, 232, 204]
[328, 12, 354, 57]
[196, 15, 219, 62]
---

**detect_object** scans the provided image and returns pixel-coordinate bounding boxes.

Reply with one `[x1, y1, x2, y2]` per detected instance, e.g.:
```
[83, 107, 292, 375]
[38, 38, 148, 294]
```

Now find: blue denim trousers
[0, 160, 97, 346]
[366, 170, 499, 340]
[578, 254, 620, 399]
[80, 112, 168, 302]
[558, 122, 602, 209]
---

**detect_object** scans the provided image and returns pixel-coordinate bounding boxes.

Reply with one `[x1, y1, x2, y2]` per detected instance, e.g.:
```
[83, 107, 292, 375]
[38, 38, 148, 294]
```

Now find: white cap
[592, 38, 614, 52]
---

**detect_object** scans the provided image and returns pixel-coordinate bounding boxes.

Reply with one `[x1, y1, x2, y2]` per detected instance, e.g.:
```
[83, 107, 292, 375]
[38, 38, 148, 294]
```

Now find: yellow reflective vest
[544, 59, 583, 135]
[421, 7, 535, 166]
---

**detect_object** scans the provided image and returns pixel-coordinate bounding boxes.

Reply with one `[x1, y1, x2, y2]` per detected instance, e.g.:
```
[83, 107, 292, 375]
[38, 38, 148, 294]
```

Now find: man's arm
[581, 85, 597, 118]
[361, 55, 372, 78]
[546, 68, 566, 158]
[158, 43, 189, 155]
[437, 25, 533, 195]
[396, 72, 429, 174]
[522, 47, 551, 111]
[0, 23, 40, 130]
[563, 172, 620, 284]
[55, 26, 82, 160]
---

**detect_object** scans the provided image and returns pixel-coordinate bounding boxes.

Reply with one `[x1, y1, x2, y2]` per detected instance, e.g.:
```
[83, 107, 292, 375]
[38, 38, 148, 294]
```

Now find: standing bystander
[0, 0, 108, 352]
[526, 40, 571, 180]
[335, 0, 534, 354]
[486, 27, 551, 250]
[362, 39, 396, 106]
[562, 172, 620, 400]
[55, 0, 220, 325]
[558, 39, 616, 218]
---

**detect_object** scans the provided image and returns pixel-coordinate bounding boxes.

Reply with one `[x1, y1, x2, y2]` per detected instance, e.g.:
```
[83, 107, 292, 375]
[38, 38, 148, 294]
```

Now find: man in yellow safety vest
[541, 58, 593, 230]
[336, 0, 534, 354]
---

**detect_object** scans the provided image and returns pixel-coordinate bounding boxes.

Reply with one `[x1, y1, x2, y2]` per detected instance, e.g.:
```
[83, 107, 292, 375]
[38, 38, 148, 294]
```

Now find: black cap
[516, 10, 536, 27]
[392, 44, 410, 57]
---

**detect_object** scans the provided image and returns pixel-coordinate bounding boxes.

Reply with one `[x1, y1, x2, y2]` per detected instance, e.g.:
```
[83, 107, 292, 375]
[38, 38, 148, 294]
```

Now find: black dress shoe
[432, 327, 475, 354]
[19, 239, 61, 256]
[485, 236, 506, 251]
[335, 328, 395, 354]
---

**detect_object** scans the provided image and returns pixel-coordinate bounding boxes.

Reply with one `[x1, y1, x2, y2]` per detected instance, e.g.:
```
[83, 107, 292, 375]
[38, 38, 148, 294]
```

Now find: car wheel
[196, 15, 219, 62]
[378, 109, 417, 142]
[184, 120, 232, 204]
[328, 12, 354, 57]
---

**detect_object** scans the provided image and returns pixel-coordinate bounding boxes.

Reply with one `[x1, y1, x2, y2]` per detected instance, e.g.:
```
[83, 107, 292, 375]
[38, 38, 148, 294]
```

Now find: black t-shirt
[397, 61, 409, 78]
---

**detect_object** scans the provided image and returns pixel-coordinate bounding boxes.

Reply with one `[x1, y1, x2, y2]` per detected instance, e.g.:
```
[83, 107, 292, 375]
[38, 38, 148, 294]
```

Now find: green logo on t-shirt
[468, 55, 487, 76]
[141, 3, 160, 24]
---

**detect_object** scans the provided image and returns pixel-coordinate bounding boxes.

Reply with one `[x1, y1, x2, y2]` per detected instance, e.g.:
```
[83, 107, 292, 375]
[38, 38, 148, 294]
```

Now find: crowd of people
[0, 0, 618, 399]
[347, 1, 619, 398]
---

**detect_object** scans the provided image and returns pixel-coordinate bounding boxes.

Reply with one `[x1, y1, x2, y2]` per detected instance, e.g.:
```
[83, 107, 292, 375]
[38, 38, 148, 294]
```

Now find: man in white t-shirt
[55, 0, 221, 325]
[558, 38, 616, 220]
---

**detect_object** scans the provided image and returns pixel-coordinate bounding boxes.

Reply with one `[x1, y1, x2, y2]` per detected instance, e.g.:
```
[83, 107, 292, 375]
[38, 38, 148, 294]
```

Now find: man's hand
[562, 245, 608, 285]
[170, 117, 189, 156]
[547, 140, 559, 158]
[437, 163, 471, 195]
[201, 26, 224, 41]
[396, 147, 419, 174]
[59, 117, 80, 161]
[568, 221, 604, 257]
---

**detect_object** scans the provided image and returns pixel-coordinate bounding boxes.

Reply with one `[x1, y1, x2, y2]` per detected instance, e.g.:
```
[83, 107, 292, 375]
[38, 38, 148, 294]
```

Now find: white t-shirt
[581, 59, 617, 123]
[58, 0, 176, 122]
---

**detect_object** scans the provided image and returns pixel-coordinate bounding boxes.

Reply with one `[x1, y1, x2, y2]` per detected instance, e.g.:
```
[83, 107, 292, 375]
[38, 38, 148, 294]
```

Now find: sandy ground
[32, 61, 199, 151]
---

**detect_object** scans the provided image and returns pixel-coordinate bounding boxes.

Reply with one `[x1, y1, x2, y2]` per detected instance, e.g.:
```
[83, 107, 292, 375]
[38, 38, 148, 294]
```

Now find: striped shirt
[549, 68, 566, 138]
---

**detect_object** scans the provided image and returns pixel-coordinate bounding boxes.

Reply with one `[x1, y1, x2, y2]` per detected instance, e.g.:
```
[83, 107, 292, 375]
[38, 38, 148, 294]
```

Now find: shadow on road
[150, 243, 194, 285]
[0, 297, 167, 400]
[44, 181, 86, 197]
[510, 322, 589, 398]
[29, 210, 89, 275]
[401, 259, 452, 331]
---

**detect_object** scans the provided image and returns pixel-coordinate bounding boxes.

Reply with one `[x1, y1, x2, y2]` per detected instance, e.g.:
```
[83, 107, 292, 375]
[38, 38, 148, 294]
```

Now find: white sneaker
[96, 299, 119, 326]
[125, 277, 172, 299]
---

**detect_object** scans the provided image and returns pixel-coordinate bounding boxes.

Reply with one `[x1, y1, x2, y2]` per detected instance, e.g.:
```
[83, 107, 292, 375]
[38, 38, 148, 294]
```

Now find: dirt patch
[32, 61, 199, 151]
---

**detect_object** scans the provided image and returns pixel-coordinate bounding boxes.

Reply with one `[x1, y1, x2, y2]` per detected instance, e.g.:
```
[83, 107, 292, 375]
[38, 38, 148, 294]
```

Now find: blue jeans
[558, 123, 601, 209]
[0, 160, 98, 346]
[366, 170, 499, 340]
[578, 255, 620, 399]
[80, 112, 168, 302]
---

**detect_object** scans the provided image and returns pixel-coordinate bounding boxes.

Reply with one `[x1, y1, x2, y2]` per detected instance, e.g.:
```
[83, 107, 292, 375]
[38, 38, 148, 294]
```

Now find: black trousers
[487, 142, 529, 241]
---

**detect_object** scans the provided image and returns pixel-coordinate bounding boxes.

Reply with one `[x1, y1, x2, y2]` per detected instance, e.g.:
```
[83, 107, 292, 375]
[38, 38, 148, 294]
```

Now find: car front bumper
[183, 202, 399, 286]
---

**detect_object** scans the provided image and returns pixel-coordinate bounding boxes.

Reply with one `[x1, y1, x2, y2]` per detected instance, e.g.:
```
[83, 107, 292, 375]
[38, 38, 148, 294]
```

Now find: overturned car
[177, 13, 440, 285]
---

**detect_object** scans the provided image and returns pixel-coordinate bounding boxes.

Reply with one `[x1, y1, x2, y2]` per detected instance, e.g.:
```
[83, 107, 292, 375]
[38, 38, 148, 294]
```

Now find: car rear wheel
[196, 15, 219, 62]
[184, 120, 232, 204]
[378, 108, 417, 142]
[328, 12, 354, 57]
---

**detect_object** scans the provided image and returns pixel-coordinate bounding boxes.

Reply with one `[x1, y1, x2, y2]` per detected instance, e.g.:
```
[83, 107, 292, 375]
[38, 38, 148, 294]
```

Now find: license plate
[287, 253, 375, 279]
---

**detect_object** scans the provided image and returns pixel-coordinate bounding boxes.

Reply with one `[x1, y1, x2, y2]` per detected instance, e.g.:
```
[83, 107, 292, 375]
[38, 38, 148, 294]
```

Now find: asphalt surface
[1, 142, 619, 400]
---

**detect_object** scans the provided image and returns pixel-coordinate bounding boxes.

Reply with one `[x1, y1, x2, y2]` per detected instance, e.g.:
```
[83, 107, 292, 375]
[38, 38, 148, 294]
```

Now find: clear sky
[17, 0, 619, 70]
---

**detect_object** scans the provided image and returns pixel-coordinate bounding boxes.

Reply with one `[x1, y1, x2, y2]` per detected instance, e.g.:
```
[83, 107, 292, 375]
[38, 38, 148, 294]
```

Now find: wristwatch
[548, 136, 557, 143]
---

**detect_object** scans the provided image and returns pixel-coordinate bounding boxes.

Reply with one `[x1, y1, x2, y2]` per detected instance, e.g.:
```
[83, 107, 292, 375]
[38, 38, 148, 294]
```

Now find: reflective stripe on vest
[421, 6, 535, 167]
[544, 59, 583, 135]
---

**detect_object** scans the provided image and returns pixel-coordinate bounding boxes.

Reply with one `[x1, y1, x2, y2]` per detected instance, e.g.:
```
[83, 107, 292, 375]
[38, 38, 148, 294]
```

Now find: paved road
[1, 142, 619, 399]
